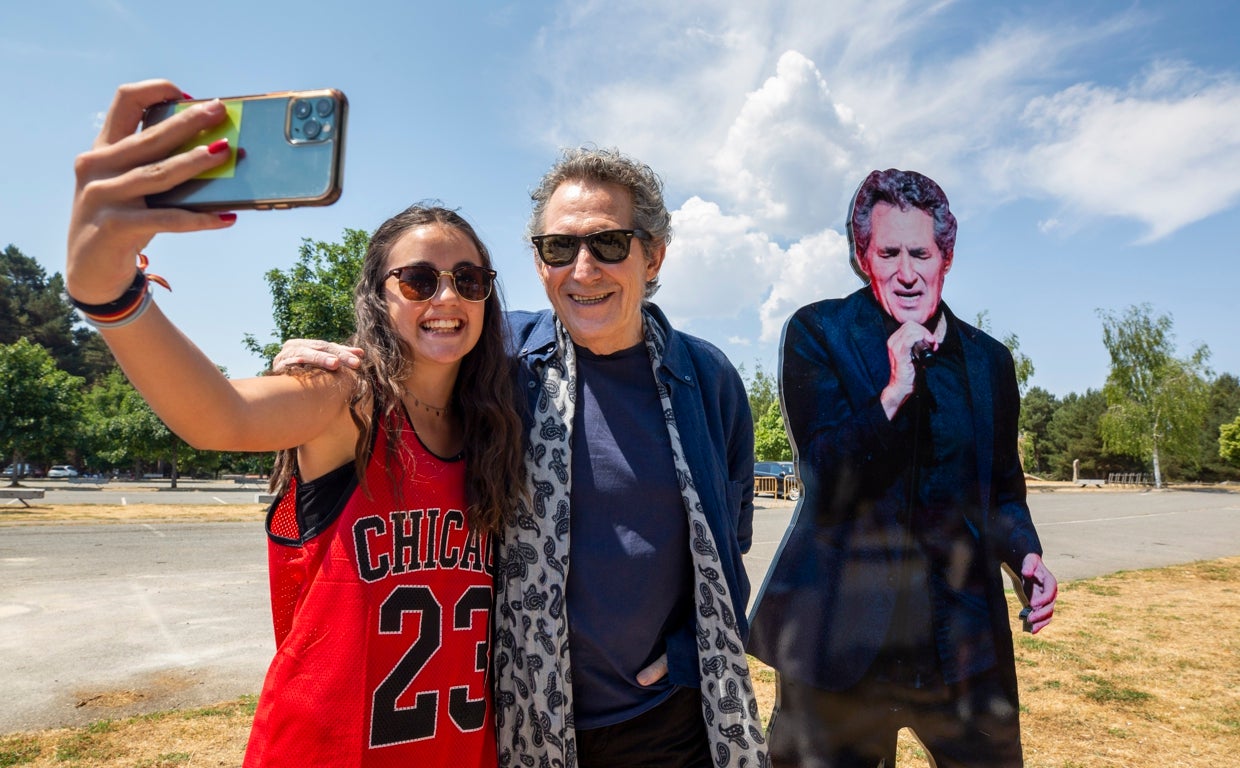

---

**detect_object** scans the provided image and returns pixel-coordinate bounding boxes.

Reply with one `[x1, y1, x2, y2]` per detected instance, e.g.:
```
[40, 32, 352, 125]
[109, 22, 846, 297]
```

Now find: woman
[65, 80, 524, 767]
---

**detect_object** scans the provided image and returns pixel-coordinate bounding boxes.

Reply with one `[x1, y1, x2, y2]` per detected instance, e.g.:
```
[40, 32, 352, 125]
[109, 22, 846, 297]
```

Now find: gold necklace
[409, 393, 450, 418]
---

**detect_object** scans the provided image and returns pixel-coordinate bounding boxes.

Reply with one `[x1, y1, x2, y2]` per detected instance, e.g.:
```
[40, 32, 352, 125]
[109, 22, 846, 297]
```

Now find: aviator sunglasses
[530, 228, 651, 267]
[384, 264, 497, 303]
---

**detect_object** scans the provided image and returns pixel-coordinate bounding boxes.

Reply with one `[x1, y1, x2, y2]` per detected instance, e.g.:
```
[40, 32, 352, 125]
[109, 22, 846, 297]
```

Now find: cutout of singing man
[749, 169, 1057, 768]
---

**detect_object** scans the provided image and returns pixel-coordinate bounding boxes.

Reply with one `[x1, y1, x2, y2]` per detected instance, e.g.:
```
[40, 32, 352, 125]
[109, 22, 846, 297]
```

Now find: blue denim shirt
[505, 305, 755, 687]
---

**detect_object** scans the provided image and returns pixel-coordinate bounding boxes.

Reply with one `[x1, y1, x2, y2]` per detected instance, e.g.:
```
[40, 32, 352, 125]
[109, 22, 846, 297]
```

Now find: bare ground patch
[0, 504, 266, 526]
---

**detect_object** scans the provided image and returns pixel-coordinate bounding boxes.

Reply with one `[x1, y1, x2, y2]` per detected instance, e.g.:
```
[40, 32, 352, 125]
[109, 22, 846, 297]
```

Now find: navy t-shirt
[567, 341, 694, 729]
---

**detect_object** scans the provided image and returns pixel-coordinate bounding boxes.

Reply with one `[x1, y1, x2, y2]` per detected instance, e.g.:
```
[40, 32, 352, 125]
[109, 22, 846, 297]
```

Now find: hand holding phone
[143, 89, 347, 211]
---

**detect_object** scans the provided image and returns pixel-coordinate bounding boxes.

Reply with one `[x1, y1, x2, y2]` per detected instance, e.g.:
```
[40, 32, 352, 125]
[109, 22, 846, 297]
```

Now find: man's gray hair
[527, 146, 673, 298]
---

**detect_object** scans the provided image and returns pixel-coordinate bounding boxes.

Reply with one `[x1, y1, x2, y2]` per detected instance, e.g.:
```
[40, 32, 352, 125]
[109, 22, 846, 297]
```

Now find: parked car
[754, 461, 800, 500]
[47, 465, 79, 478]
[2, 463, 43, 478]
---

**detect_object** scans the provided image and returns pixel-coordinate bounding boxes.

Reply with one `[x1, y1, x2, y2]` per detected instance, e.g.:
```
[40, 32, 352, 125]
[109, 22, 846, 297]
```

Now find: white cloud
[528, 5, 772, 187]
[657, 197, 855, 342]
[526, 1, 958, 197]
[712, 51, 868, 238]
[526, 0, 1240, 349]
[657, 197, 782, 319]
[1005, 64, 1240, 241]
[758, 228, 854, 342]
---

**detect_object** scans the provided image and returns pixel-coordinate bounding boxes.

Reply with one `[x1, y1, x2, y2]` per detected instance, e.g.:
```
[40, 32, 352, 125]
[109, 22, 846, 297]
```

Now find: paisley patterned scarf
[494, 310, 767, 767]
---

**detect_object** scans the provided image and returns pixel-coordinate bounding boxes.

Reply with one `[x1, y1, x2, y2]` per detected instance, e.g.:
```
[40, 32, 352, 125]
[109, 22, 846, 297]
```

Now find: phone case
[143, 89, 347, 211]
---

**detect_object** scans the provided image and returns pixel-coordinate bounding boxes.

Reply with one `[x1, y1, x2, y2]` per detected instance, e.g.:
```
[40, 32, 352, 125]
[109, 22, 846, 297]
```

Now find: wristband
[65, 253, 171, 330]
[77, 286, 155, 329]
[65, 269, 147, 315]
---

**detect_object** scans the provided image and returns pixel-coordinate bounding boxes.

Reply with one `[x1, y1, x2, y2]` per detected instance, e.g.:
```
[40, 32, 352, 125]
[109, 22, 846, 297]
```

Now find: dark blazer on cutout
[747, 288, 1041, 697]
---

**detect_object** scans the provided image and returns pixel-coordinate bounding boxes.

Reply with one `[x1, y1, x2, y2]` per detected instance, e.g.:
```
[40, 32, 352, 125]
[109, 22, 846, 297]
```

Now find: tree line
[1, 245, 272, 485]
[5, 233, 1240, 488]
[2, 231, 369, 486]
[742, 304, 1240, 487]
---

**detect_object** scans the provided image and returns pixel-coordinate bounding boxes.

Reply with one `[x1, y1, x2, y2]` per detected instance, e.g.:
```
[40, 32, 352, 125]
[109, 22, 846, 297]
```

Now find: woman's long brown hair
[269, 204, 524, 534]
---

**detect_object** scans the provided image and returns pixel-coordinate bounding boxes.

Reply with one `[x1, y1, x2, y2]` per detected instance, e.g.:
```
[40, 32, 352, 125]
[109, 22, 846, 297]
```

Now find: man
[748, 169, 1057, 767]
[275, 148, 766, 768]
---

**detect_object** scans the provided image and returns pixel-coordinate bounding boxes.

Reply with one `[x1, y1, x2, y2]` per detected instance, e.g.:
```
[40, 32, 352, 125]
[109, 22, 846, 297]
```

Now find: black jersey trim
[265, 402, 464, 547]
[265, 460, 358, 547]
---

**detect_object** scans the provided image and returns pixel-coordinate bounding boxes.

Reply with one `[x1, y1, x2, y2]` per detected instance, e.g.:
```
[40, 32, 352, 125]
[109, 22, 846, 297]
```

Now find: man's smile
[569, 290, 614, 305]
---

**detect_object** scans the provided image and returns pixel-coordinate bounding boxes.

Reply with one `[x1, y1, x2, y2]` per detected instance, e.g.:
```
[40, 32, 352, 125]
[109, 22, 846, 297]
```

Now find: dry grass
[0, 503, 266, 526]
[1004, 556, 1240, 767]
[0, 699, 255, 767]
[2, 510, 1237, 767]
[755, 556, 1240, 767]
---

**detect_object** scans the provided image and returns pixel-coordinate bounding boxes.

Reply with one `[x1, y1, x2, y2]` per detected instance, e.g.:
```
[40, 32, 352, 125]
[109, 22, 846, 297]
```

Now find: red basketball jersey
[244, 412, 496, 767]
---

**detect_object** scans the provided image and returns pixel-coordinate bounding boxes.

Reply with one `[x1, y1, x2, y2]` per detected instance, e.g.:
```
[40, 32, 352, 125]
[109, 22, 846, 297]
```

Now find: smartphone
[143, 89, 347, 211]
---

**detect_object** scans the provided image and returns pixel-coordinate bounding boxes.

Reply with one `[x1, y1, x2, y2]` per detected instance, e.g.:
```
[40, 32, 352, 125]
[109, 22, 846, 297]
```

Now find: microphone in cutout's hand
[911, 339, 934, 365]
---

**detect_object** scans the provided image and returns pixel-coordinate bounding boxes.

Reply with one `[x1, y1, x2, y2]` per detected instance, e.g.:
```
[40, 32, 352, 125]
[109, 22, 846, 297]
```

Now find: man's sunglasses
[384, 264, 496, 303]
[530, 228, 651, 267]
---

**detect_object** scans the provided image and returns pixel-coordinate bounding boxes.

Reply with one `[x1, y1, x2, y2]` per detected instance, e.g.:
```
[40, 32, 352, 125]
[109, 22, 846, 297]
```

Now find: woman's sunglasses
[530, 228, 651, 267]
[384, 264, 496, 303]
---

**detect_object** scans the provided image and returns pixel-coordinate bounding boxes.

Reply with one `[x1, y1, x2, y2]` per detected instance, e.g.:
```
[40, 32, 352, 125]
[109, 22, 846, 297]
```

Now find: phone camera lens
[315, 98, 334, 117]
[293, 100, 312, 119]
[303, 119, 322, 139]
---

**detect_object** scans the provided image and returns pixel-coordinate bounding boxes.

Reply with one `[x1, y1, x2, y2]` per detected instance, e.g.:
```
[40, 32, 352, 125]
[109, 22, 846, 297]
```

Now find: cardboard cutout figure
[748, 169, 1058, 767]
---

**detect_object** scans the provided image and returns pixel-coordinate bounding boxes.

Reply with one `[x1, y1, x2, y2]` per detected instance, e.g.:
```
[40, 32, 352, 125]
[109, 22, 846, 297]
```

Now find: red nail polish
[218, 212, 237, 223]
[181, 92, 193, 100]
[207, 138, 230, 155]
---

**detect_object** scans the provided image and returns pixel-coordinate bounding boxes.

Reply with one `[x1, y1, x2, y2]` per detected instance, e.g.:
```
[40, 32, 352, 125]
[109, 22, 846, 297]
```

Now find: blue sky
[4, 1, 1239, 397]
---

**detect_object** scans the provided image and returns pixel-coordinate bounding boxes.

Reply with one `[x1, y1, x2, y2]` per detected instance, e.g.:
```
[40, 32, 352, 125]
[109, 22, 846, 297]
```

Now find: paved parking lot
[1, 486, 1237, 732]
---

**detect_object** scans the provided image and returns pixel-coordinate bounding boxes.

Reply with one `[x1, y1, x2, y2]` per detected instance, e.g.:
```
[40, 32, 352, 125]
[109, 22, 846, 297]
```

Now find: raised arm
[66, 81, 356, 464]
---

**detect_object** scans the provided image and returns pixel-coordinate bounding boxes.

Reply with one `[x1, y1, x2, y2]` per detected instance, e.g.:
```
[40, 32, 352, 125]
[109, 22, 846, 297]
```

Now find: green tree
[754, 400, 792, 461]
[1098, 304, 1210, 488]
[1041, 389, 1133, 481]
[1018, 386, 1058, 476]
[72, 329, 118, 384]
[80, 368, 134, 469]
[1, 245, 70, 351]
[1193, 374, 1240, 482]
[215, 450, 275, 478]
[2, 244, 115, 382]
[1221, 413, 1240, 466]
[99, 379, 182, 484]
[974, 310, 1035, 395]
[82, 369, 232, 487]
[243, 229, 369, 366]
[122, 402, 183, 486]
[0, 338, 84, 483]
[2, 244, 117, 384]
[737, 361, 778, 428]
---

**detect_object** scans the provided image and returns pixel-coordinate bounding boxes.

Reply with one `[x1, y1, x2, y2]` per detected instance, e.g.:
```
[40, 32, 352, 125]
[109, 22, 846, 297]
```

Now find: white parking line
[1041, 511, 1177, 526]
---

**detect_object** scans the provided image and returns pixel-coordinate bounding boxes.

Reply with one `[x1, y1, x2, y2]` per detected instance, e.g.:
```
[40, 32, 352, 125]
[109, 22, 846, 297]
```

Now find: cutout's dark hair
[848, 169, 956, 281]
